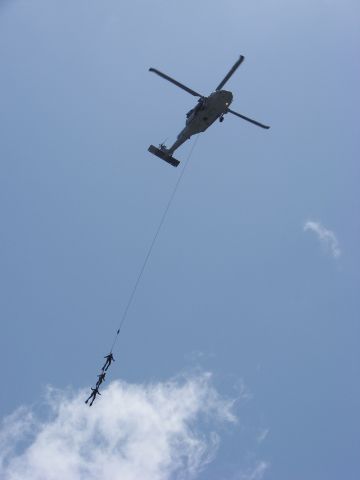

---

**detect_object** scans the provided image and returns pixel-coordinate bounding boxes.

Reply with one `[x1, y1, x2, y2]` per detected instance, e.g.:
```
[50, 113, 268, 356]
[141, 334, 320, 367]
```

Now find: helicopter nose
[222, 90, 233, 105]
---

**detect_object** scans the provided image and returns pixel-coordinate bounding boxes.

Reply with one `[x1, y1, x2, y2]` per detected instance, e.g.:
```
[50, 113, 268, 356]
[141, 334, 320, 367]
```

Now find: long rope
[109, 136, 200, 353]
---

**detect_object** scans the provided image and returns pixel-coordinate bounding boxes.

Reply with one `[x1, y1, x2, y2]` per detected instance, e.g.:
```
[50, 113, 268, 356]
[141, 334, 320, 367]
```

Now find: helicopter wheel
[219, 116, 224, 123]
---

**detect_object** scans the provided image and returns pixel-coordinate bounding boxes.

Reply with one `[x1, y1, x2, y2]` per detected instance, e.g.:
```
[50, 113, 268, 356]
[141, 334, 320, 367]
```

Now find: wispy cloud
[0, 373, 237, 480]
[256, 428, 269, 444]
[237, 461, 269, 480]
[304, 220, 341, 258]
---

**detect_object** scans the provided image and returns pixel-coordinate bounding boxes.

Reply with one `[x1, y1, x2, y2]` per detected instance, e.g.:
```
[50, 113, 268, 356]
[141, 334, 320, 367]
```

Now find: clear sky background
[0, 1, 359, 479]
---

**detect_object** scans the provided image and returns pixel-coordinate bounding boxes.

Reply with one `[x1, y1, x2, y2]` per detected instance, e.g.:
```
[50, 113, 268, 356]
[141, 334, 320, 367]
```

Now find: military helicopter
[148, 55, 270, 167]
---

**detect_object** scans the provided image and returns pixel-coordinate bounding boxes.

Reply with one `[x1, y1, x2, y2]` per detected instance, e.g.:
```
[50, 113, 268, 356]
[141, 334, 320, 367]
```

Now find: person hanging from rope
[85, 386, 101, 406]
[96, 371, 106, 388]
[102, 352, 115, 372]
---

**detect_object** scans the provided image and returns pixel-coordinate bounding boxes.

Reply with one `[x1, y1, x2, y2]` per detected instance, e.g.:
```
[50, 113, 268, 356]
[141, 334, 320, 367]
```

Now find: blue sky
[0, 1, 359, 479]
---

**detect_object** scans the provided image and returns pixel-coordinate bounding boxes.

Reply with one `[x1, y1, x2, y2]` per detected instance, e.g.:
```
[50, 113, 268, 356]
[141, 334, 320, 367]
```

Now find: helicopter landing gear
[219, 115, 224, 123]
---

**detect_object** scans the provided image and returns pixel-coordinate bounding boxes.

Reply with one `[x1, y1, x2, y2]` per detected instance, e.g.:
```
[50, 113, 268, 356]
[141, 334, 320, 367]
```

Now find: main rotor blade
[227, 108, 270, 129]
[215, 55, 245, 91]
[149, 68, 203, 97]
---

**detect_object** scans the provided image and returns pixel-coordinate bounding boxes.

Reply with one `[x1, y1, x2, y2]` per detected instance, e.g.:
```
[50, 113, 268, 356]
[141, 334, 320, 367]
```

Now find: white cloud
[304, 220, 341, 258]
[0, 373, 237, 480]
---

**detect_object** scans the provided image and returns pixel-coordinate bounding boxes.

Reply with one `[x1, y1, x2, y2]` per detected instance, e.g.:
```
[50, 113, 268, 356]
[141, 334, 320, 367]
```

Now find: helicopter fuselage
[167, 90, 233, 155]
[186, 90, 233, 129]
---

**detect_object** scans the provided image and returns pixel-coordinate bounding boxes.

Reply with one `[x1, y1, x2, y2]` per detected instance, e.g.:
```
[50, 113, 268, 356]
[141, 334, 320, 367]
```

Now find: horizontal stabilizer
[148, 145, 180, 167]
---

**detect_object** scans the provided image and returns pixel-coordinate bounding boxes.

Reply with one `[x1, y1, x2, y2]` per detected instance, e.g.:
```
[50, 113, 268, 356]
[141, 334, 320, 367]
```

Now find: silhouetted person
[102, 353, 114, 371]
[85, 387, 101, 406]
[96, 371, 106, 388]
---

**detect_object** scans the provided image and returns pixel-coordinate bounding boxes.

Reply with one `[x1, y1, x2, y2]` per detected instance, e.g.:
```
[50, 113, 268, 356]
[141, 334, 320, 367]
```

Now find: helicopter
[148, 55, 270, 167]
